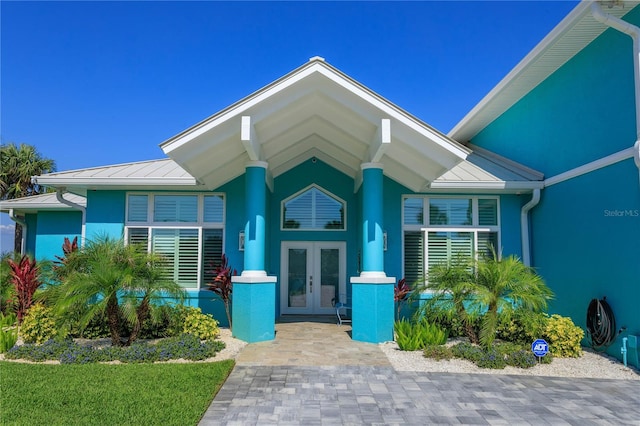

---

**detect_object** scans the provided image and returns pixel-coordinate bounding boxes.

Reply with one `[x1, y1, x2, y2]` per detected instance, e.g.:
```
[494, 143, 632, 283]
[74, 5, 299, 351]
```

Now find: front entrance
[280, 241, 346, 315]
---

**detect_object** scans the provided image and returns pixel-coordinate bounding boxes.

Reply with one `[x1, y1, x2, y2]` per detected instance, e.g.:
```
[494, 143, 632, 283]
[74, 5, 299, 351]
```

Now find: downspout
[520, 188, 541, 267]
[8, 209, 27, 254]
[591, 2, 640, 184]
[56, 188, 86, 246]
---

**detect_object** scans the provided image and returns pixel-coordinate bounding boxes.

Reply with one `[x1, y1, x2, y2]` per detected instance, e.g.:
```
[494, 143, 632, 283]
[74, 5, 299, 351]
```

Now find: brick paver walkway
[200, 318, 640, 425]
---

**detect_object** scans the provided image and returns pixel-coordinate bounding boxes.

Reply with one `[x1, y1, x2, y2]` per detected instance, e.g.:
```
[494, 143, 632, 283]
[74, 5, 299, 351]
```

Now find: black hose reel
[586, 297, 619, 350]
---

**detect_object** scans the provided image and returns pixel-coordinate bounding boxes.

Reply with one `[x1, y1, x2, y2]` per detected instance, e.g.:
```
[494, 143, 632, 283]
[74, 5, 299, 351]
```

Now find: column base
[231, 274, 277, 343]
[350, 275, 395, 343]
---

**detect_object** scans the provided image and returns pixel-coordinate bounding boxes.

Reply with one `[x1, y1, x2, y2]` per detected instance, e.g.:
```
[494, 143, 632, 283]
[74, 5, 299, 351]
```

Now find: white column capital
[245, 160, 268, 169]
[361, 162, 384, 171]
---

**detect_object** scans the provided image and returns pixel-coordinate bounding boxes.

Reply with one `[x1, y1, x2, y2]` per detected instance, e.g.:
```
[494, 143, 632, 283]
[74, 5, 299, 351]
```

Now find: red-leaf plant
[53, 236, 78, 279]
[7, 255, 42, 324]
[207, 254, 236, 330]
[394, 278, 411, 321]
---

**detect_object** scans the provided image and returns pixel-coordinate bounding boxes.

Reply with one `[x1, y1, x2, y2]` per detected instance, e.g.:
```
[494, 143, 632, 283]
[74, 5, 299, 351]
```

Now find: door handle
[310, 276, 313, 293]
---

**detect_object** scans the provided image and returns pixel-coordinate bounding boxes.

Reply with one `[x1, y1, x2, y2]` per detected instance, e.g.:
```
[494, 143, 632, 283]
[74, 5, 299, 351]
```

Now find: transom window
[282, 185, 346, 230]
[125, 193, 224, 289]
[403, 196, 500, 286]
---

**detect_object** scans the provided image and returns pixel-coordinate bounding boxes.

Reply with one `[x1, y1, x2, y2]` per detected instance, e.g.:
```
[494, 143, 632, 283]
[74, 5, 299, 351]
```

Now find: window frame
[280, 184, 347, 231]
[402, 195, 501, 286]
[124, 192, 225, 290]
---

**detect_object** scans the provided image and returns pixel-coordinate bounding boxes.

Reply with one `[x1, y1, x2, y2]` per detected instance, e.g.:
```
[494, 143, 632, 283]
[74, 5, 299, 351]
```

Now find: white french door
[280, 241, 346, 315]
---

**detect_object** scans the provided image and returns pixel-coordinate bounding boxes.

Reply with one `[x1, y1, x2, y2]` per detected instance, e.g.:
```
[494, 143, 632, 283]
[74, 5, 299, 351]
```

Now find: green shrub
[505, 349, 537, 368]
[138, 304, 182, 339]
[0, 312, 18, 353]
[476, 348, 506, 369]
[544, 314, 583, 358]
[181, 306, 220, 340]
[451, 342, 484, 362]
[423, 344, 453, 361]
[496, 310, 548, 345]
[423, 306, 481, 339]
[394, 318, 448, 351]
[20, 303, 62, 344]
[7, 333, 226, 364]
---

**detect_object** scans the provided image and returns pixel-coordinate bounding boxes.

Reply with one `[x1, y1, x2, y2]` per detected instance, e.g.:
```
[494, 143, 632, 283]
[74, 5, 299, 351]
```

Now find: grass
[0, 360, 235, 426]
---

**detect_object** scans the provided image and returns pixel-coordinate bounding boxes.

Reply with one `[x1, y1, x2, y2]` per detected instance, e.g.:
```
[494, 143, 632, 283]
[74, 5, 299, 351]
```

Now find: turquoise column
[232, 161, 277, 343]
[351, 163, 395, 343]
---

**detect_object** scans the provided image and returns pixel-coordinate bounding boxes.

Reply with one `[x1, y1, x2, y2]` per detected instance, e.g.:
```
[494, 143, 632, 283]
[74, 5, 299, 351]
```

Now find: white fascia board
[544, 146, 635, 187]
[428, 181, 545, 190]
[448, 1, 593, 141]
[313, 66, 470, 160]
[36, 177, 199, 187]
[161, 64, 323, 155]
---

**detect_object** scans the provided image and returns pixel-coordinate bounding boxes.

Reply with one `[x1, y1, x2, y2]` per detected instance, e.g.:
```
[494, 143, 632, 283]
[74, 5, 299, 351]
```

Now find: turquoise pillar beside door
[351, 163, 395, 343]
[232, 161, 277, 343]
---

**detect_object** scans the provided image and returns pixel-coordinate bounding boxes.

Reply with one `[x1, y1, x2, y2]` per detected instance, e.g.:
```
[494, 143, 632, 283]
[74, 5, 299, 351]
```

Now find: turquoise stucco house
[2, 1, 638, 366]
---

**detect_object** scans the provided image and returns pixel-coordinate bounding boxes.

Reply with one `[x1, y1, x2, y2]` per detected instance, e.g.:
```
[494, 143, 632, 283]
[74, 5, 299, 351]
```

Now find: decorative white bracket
[369, 118, 391, 163]
[241, 116, 261, 161]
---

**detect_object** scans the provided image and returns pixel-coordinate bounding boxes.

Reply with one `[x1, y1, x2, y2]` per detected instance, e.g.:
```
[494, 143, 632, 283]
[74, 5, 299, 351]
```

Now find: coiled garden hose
[586, 297, 617, 350]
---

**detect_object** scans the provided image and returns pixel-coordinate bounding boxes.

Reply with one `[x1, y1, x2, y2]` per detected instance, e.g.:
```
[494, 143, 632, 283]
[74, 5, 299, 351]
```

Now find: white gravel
[379, 340, 640, 380]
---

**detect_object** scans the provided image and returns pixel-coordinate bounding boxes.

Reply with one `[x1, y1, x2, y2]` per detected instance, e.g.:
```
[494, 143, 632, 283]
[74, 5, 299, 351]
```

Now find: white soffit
[449, 0, 640, 142]
[160, 58, 470, 193]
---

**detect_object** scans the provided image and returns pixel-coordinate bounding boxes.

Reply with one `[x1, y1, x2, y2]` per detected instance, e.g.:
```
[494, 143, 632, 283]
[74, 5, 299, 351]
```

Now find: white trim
[241, 116, 261, 162]
[361, 162, 384, 171]
[280, 184, 347, 231]
[543, 147, 635, 187]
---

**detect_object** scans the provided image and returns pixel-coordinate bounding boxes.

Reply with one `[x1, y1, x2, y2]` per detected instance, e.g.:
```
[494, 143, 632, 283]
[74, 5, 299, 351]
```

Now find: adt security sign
[532, 339, 549, 357]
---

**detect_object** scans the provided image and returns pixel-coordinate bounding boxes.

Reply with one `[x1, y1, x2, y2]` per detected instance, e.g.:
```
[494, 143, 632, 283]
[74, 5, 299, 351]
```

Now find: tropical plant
[52, 236, 79, 280]
[0, 311, 18, 353]
[472, 249, 554, 348]
[0, 142, 56, 252]
[49, 235, 185, 346]
[544, 314, 584, 358]
[6, 254, 43, 324]
[0, 252, 18, 315]
[180, 306, 220, 340]
[20, 303, 60, 344]
[394, 318, 448, 351]
[394, 278, 410, 320]
[421, 255, 480, 344]
[207, 254, 236, 330]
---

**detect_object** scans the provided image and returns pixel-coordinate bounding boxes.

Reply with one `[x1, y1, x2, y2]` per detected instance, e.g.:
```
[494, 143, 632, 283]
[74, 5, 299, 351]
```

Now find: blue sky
[0, 0, 579, 252]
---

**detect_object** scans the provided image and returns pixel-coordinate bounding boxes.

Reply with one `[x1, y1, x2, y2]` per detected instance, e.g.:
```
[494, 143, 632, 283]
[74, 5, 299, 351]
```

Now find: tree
[0, 143, 56, 252]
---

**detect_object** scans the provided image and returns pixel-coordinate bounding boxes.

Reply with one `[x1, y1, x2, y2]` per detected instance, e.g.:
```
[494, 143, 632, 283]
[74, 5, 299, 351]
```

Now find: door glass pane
[288, 249, 307, 308]
[319, 248, 339, 308]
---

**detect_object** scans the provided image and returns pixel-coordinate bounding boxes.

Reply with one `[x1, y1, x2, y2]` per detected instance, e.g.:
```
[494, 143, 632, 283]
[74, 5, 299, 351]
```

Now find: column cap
[245, 160, 268, 169]
[361, 162, 384, 171]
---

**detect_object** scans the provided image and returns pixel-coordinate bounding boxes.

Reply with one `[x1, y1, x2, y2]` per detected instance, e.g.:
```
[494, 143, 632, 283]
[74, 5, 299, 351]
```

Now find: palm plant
[50, 236, 185, 346]
[422, 256, 480, 344]
[0, 143, 55, 252]
[471, 249, 554, 348]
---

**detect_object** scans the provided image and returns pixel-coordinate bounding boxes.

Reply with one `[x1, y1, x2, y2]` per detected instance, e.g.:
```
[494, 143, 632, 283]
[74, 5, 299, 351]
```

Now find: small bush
[181, 306, 220, 340]
[6, 333, 226, 364]
[544, 314, 583, 358]
[505, 349, 537, 368]
[395, 318, 448, 351]
[451, 342, 484, 362]
[496, 310, 548, 345]
[0, 312, 18, 353]
[476, 348, 506, 369]
[20, 303, 61, 344]
[423, 345, 453, 361]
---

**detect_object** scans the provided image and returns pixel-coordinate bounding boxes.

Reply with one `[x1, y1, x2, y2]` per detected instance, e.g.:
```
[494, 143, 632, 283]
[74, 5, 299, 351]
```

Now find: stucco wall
[469, 6, 640, 362]
[33, 210, 82, 261]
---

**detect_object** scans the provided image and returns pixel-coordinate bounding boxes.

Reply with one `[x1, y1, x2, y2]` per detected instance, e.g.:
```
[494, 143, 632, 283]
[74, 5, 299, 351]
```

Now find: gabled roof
[0, 192, 86, 213]
[33, 158, 203, 196]
[449, 0, 640, 142]
[160, 57, 471, 193]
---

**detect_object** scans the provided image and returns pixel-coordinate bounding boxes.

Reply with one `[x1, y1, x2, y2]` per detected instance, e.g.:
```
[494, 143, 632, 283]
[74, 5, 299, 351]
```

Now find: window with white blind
[125, 193, 224, 289]
[282, 185, 346, 230]
[402, 196, 500, 285]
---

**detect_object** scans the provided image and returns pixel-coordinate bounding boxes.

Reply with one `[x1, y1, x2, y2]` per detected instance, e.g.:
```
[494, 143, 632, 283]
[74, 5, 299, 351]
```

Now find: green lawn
[0, 360, 235, 426]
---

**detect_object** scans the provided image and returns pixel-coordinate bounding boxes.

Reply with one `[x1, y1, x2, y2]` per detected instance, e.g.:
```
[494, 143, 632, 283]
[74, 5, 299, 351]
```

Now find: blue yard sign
[532, 339, 549, 357]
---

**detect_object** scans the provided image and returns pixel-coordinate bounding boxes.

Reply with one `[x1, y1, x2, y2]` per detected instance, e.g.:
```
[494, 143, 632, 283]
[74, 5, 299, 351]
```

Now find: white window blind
[127, 195, 148, 222]
[203, 195, 224, 223]
[283, 186, 344, 230]
[152, 229, 199, 288]
[403, 198, 424, 225]
[403, 231, 424, 285]
[429, 198, 472, 226]
[201, 228, 223, 285]
[154, 195, 198, 222]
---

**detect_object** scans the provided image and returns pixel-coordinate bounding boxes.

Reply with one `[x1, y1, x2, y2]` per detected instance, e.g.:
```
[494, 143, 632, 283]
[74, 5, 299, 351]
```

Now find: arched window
[282, 185, 345, 230]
